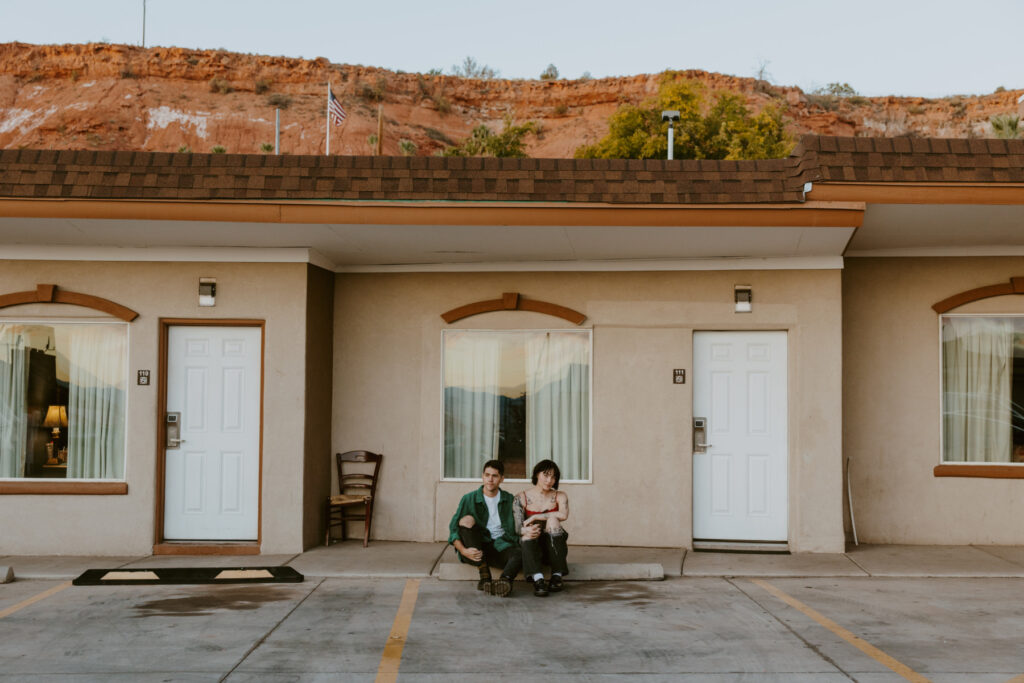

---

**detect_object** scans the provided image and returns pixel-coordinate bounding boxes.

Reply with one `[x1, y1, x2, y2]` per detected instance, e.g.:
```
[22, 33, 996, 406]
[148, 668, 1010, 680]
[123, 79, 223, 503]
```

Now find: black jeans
[457, 524, 523, 579]
[522, 530, 569, 578]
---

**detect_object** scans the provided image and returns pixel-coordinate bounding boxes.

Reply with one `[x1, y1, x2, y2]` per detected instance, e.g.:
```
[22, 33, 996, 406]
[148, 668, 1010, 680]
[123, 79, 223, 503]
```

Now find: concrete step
[435, 545, 682, 581]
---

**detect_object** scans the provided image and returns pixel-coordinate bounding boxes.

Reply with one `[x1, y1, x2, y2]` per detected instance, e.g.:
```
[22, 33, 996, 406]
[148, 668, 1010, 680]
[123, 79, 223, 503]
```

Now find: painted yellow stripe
[375, 578, 420, 683]
[0, 581, 71, 619]
[1003, 675, 1024, 682]
[751, 579, 930, 683]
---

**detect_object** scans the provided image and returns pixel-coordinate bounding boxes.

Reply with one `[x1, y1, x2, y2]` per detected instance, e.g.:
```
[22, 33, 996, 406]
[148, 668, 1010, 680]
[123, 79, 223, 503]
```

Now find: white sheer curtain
[67, 326, 126, 479]
[942, 317, 1014, 462]
[0, 325, 28, 478]
[526, 332, 590, 480]
[444, 332, 501, 478]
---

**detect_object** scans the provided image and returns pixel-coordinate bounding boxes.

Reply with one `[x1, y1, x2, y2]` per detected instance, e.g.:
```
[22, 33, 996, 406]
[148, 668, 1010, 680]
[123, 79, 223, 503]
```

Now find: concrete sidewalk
[6, 542, 1024, 582]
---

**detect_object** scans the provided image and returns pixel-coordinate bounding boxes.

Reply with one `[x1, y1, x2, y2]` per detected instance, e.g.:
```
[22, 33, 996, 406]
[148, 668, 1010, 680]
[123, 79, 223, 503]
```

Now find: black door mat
[73, 566, 304, 586]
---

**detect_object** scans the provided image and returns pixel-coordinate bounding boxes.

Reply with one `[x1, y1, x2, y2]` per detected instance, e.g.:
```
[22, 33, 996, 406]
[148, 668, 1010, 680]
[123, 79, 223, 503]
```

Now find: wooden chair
[325, 451, 382, 547]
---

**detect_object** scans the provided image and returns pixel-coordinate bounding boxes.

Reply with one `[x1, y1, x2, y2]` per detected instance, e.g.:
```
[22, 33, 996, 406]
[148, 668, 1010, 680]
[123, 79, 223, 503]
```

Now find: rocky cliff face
[1, 42, 1021, 157]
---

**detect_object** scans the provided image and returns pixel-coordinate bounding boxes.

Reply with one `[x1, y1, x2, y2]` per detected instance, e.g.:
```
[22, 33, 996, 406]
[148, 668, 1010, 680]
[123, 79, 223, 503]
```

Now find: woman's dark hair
[531, 459, 560, 489]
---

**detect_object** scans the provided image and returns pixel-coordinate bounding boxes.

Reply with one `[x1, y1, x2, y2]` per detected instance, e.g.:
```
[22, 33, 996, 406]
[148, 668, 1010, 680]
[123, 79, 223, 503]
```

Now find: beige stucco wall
[0, 260, 311, 556]
[844, 257, 1024, 544]
[333, 269, 844, 552]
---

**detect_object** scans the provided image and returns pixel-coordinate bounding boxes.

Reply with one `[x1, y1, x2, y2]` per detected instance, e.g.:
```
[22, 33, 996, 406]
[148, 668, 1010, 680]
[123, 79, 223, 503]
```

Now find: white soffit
[846, 204, 1024, 256]
[0, 216, 854, 270]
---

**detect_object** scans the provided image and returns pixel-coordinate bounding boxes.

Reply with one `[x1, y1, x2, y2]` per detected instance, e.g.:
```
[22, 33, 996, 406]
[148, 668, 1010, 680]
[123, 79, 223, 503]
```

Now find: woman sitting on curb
[514, 459, 569, 597]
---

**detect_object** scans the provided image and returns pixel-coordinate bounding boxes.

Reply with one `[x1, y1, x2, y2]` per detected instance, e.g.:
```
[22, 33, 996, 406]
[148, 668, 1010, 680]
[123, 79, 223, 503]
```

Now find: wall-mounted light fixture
[734, 285, 752, 313]
[199, 278, 216, 307]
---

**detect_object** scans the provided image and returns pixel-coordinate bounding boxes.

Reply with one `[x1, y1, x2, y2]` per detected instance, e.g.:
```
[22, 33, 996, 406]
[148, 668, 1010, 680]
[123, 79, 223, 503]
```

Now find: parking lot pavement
[2, 576, 1024, 680]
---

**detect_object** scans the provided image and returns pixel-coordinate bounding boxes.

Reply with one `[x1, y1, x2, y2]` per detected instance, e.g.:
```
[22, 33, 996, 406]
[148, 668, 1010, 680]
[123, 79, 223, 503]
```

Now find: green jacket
[448, 487, 519, 553]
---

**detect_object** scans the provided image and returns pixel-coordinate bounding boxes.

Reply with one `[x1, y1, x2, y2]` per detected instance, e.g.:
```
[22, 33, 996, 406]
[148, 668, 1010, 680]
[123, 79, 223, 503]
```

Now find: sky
[1, 0, 1022, 98]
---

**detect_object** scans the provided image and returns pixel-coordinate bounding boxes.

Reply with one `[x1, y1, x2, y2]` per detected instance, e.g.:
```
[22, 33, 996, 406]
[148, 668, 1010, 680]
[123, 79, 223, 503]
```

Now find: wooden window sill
[0, 481, 128, 494]
[934, 465, 1024, 479]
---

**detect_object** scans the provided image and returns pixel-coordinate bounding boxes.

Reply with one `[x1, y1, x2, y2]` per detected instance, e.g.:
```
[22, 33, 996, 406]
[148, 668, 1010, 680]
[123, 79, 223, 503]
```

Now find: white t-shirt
[483, 493, 503, 540]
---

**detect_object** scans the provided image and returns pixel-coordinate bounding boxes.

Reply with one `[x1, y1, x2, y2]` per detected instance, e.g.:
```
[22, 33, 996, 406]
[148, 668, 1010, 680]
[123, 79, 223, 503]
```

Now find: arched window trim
[0, 284, 138, 322]
[441, 292, 586, 325]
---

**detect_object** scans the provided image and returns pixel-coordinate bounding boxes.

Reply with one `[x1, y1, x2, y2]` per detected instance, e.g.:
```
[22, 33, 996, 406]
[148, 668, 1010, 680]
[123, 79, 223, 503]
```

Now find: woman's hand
[521, 519, 543, 540]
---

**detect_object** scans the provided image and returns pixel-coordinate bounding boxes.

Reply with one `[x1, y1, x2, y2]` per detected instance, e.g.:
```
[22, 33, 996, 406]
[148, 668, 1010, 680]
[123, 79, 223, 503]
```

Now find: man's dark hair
[483, 459, 504, 476]
[531, 459, 560, 488]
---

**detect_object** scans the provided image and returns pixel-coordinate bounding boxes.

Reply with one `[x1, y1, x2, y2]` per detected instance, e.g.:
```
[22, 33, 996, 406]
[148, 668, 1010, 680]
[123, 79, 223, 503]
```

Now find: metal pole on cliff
[275, 109, 280, 155]
[325, 84, 330, 156]
[141, 0, 146, 47]
[375, 104, 383, 156]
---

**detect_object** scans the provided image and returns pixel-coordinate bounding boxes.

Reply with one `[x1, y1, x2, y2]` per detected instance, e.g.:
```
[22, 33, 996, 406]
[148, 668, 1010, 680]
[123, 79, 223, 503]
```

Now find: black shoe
[548, 574, 564, 592]
[533, 578, 550, 597]
[491, 575, 513, 598]
[476, 577, 492, 592]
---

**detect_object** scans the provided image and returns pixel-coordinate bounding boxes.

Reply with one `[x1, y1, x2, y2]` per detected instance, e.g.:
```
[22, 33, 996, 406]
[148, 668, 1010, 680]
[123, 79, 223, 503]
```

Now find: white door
[164, 326, 261, 541]
[693, 331, 787, 542]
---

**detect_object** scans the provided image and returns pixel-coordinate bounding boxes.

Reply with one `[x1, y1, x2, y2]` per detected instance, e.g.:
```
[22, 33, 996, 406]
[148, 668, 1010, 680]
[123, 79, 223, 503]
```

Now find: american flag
[328, 86, 347, 126]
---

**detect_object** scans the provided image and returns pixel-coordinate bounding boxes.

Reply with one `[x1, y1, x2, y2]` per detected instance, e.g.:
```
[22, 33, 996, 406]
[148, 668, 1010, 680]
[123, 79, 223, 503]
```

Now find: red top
[525, 501, 559, 517]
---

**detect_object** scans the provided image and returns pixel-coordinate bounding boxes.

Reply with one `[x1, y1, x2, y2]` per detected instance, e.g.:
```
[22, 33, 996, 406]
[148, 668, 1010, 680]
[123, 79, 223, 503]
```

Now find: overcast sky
[1, 0, 1021, 98]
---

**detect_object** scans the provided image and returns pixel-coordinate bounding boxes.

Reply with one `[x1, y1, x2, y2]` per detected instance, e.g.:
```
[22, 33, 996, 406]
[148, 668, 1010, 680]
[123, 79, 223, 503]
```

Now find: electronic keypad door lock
[693, 417, 712, 453]
[166, 412, 185, 449]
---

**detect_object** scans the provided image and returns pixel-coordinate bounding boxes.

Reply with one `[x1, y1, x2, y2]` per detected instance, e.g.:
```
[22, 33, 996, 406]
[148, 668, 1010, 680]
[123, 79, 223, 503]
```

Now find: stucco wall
[844, 257, 1024, 544]
[333, 269, 844, 552]
[0, 261, 309, 556]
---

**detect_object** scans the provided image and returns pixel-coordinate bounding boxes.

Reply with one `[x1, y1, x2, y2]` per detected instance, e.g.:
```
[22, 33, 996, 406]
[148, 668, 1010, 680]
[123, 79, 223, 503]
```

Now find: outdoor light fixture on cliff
[661, 111, 680, 160]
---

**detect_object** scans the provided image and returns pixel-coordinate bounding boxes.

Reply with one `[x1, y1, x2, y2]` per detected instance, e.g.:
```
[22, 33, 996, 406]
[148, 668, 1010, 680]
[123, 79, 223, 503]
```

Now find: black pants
[457, 524, 523, 578]
[522, 530, 569, 578]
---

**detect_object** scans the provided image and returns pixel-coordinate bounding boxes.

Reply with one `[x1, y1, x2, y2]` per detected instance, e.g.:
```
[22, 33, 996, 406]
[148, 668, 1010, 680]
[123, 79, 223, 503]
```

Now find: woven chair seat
[330, 494, 371, 505]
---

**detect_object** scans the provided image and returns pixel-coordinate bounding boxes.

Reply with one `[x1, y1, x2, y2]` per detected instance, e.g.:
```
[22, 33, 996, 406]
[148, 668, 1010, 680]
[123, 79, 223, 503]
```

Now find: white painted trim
[339, 256, 845, 273]
[0, 245, 336, 270]
[846, 246, 1024, 258]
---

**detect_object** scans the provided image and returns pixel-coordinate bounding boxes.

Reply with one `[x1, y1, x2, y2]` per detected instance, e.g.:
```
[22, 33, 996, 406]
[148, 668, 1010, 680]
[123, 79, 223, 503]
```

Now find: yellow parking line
[0, 581, 71, 619]
[375, 578, 420, 683]
[1004, 676, 1024, 682]
[751, 579, 930, 683]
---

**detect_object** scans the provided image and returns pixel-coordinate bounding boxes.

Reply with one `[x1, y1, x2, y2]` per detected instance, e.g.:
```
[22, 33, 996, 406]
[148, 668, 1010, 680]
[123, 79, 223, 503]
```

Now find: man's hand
[461, 546, 483, 562]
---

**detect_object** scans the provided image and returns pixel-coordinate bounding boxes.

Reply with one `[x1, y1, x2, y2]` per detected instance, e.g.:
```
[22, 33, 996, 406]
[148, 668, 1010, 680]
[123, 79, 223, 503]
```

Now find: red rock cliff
[1, 42, 1021, 156]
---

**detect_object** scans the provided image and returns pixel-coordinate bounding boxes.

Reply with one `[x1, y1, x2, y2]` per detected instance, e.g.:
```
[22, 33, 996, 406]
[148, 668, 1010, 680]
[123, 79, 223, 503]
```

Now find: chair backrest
[336, 451, 382, 497]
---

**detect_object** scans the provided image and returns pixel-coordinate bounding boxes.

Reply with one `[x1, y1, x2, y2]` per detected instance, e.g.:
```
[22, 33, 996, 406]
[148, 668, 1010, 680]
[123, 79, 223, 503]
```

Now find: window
[443, 330, 590, 480]
[0, 322, 127, 480]
[941, 315, 1024, 463]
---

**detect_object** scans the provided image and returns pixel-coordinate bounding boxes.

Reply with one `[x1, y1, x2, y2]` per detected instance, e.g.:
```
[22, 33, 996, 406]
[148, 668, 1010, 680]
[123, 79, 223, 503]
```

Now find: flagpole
[325, 83, 330, 156]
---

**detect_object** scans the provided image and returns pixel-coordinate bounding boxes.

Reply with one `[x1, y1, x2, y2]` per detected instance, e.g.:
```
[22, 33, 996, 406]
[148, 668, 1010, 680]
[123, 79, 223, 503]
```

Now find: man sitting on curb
[448, 459, 522, 597]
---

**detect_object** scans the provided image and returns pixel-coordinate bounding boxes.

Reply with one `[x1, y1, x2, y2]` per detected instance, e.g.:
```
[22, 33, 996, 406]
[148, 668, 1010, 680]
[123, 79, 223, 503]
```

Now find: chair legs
[362, 500, 372, 548]
[326, 502, 372, 547]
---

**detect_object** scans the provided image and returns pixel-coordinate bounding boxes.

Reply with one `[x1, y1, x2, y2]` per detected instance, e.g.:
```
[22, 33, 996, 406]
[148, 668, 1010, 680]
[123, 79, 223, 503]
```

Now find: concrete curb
[0, 566, 13, 583]
[436, 561, 664, 581]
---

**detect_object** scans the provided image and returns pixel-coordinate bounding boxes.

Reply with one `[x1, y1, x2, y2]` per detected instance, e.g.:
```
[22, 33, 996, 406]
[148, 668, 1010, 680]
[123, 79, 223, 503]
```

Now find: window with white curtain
[941, 315, 1024, 463]
[0, 321, 127, 480]
[443, 330, 591, 480]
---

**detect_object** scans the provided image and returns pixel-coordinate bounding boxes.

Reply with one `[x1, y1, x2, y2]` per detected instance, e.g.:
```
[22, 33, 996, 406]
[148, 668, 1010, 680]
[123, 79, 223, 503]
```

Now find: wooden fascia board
[808, 183, 1024, 205]
[0, 198, 864, 228]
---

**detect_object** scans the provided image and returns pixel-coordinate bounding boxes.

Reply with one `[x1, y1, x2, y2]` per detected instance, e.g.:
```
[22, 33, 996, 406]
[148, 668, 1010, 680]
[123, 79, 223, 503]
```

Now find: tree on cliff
[575, 72, 793, 160]
[443, 114, 538, 157]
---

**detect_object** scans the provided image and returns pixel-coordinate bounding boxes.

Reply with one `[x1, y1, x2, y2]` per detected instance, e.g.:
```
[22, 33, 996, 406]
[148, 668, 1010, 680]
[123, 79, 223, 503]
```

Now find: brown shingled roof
[797, 135, 1024, 184]
[2, 136, 1023, 206]
[0, 148, 814, 205]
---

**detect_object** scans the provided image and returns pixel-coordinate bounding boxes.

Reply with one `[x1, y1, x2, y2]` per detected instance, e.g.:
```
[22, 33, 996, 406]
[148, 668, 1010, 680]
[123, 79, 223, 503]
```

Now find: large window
[941, 315, 1024, 463]
[0, 322, 127, 480]
[443, 330, 591, 480]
